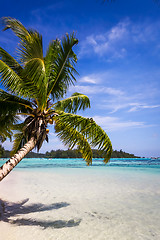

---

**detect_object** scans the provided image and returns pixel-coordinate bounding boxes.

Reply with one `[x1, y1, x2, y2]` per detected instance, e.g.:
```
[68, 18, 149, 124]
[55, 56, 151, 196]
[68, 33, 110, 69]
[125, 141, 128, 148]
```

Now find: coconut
[48, 119, 53, 124]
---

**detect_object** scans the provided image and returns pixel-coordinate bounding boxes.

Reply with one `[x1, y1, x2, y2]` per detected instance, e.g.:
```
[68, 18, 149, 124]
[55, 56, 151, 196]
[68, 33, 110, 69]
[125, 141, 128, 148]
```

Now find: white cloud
[84, 19, 129, 58]
[79, 18, 129, 59]
[92, 115, 152, 132]
[105, 87, 124, 96]
[70, 85, 124, 96]
[79, 75, 98, 84]
[69, 69, 160, 114]
[99, 97, 160, 114]
[78, 69, 160, 114]
[78, 72, 112, 85]
[128, 104, 160, 112]
[79, 18, 160, 60]
[86, 36, 97, 46]
[108, 19, 130, 41]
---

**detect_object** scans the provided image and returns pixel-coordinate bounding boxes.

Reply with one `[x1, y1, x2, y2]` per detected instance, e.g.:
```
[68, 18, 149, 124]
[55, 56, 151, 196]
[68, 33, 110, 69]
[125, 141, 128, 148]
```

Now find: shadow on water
[0, 198, 81, 229]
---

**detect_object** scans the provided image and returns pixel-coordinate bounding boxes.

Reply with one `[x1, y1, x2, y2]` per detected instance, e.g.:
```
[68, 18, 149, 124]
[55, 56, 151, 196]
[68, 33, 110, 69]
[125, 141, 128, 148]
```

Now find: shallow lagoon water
[1, 157, 160, 170]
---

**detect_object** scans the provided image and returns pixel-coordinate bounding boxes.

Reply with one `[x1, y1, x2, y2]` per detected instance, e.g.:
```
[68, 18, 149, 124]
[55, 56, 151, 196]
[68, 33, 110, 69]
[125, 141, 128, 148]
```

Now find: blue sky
[0, 0, 160, 157]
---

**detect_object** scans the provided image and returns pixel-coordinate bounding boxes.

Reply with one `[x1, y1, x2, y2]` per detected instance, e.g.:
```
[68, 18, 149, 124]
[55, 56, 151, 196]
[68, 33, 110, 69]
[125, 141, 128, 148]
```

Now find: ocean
[1, 157, 160, 171]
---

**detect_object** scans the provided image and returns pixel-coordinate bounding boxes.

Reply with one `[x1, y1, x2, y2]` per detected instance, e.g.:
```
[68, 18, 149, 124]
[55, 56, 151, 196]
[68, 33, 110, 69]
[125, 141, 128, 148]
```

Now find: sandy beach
[0, 167, 160, 240]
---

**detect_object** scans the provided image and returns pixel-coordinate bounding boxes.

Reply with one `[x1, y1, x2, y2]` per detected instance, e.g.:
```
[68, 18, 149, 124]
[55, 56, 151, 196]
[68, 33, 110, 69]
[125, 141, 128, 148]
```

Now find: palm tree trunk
[0, 137, 37, 182]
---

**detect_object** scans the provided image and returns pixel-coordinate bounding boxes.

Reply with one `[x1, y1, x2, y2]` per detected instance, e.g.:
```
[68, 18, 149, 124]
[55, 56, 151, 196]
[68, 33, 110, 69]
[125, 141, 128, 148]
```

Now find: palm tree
[0, 17, 112, 182]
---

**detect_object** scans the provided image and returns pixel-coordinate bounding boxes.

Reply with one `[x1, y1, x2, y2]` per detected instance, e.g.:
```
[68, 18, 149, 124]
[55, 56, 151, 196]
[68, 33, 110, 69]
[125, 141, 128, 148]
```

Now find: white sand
[0, 167, 160, 240]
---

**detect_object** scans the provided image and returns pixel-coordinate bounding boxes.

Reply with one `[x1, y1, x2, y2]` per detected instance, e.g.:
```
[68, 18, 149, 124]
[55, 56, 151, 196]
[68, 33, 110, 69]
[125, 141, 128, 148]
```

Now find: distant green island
[0, 144, 139, 158]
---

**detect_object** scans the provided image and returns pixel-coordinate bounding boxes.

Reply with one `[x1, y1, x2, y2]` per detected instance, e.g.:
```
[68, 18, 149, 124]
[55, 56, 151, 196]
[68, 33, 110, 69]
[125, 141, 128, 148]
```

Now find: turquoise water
[0, 158, 160, 173]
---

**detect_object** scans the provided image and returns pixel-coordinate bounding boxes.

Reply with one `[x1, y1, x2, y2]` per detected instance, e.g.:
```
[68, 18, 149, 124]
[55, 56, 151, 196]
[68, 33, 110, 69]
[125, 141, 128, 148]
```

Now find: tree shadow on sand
[0, 198, 81, 229]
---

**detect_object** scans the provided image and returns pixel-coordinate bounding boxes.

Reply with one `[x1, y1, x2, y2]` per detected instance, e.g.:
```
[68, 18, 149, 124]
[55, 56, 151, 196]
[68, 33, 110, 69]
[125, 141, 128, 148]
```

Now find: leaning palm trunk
[0, 137, 36, 181]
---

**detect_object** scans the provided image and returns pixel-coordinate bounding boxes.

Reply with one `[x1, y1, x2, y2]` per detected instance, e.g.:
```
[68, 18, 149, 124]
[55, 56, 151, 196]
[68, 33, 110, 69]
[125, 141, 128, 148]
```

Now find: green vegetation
[45, 149, 139, 158]
[1, 148, 139, 158]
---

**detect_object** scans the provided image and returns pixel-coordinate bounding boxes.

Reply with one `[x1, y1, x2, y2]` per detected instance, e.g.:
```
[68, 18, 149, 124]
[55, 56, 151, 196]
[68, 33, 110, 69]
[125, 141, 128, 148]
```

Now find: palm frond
[54, 112, 112, 163]
[0, 49, 44, 100]
[0, 89, 33, 141]
[10, 121, 27, 156]
[2, 17, 30, 39]
[35, 130, 48, 151]
[54, 117, 93, 165]
[10, 132, 25, 156]
[53, 92, 90, 113]
[47, 33, 78, 101]
[2, 17, 43, 63]
[0, 89, 33, 112]
[0, 60, 23, 94]
[1, 17, 46, 102]
[0, 113, 19, 142]
[17, 29, 43, 63]
[44, 39, 60, 78]
[0, 47, 23, 75]
[23, 58, 47, 109]
[0, 128, 12, 142]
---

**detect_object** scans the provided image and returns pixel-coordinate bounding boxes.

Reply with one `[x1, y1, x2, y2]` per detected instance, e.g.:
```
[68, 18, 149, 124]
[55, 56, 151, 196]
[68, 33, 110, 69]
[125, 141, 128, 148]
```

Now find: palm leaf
[10, 132, 25, 156]
[1, 17, 46, 102]
[44, 39, 60, 79]
[47, 33, 78, 101]
[0, 89, 33, 112]
[0, 128, 12, 142]
[23, 58, 47, 109]
[0, 60, 24, 94]
[0, 112, 19, 141]
[0, 89, 33, 141]
[35, 130, 48, 151]
[53, 92, 90, 113]
[0, 47, 23, 75]
[17, 29, 43, 63]
[2, 17, 30, 39]
[10, 122, 28, 156]
[54, 117, 93, 165]
[54, 112, 112, 163]
[2, 17, 43, 63]
[0, 50, 44, 100]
